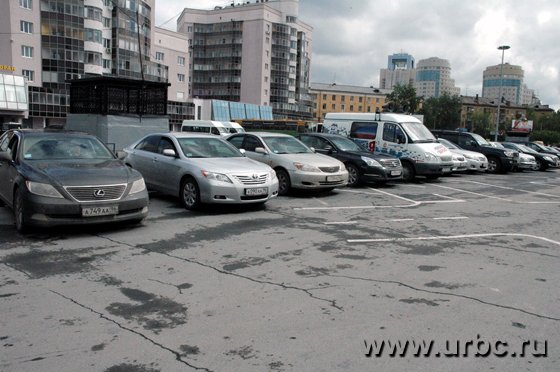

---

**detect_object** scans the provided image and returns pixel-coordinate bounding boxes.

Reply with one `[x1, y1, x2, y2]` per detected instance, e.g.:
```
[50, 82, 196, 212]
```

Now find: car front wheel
[276, 169, 291, 196]
[401, 162, 415, 182]
[180, 178, 201, 210]
[13, 187, 28, 233]
[487, 156, 502, 173]
[346, 163, 360, 187]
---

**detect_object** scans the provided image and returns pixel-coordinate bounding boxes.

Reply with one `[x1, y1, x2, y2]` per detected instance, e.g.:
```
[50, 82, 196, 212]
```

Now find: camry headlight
[201, 170, 233, 183]
[129, 178, 146, 194]
[26, 181, 64, 198]
[293, 162, 321, 172]
[504, 151, 514, 157]
[269, 170, 277, 180]
[339, 162, 346, 171]
[463, 153, 474, 159]
[361, 156, 381, 167]
[543, 156, 552, 161]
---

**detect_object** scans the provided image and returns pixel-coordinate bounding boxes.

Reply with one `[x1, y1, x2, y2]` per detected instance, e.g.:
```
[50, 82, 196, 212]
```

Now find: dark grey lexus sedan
[0, 129, 149, 232]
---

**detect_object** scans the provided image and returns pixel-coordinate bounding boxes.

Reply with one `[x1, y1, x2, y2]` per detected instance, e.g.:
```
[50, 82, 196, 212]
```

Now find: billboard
[511, 119, 533, 133]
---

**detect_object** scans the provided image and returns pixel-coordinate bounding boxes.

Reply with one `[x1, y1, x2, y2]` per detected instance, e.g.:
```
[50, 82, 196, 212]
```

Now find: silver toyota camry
[123, 132, 279, 210]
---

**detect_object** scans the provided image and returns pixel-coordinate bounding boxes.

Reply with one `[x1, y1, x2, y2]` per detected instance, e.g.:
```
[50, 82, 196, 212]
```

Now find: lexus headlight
[543, 156, 552, 161]
[293, 162, 321, 172]
[361, 156, 381, 167]
[26, 181, 64, 198]
[504, 151, 514, 157]
[201, 170, 233, 183]
[129, 178, 146, 194]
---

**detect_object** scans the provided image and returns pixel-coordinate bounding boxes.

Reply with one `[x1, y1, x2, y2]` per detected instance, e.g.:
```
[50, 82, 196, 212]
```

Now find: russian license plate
[245, 187, 268, 196]
[390, 170, 401, 176]
[327, 175, 343, 182]
[443, 167, 452, 173]
[82, 205, 119, 217]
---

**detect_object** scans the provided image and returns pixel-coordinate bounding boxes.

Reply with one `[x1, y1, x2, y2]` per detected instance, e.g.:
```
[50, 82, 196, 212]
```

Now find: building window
[177, 56, 185, 66]
[103, 59, 111, 69]
[155, 52, 164, 61]
[22, 69, 34, 81]
[20, 0, 32, 9]
[20, 21, 33, 34]
[331, 104, 336, 110]
[21, 45, 33, 58]
[322, 103, 326, 109]
[265, 63, 269, 70]
[322, 94, 326, 100]
[178, 74, 185, 82]
[85, 29, 102, 43]
[103, 17, 111, 28]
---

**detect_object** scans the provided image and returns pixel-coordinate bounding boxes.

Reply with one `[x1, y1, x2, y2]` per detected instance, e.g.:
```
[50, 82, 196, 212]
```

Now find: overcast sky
[155, 0, 560, 111]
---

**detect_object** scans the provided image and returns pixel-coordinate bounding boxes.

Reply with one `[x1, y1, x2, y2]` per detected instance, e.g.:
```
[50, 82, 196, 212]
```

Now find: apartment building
[414, 57, 460, 99]
[0, 0, 168, 128]
[309, 83, 389, 122]
[176, 0, 313, 120]
[482, 63, 538, 106]
[379, 53, 416, 90]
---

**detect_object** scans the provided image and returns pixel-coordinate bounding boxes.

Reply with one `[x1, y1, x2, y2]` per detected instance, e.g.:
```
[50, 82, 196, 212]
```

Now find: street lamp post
[495, 45, 510, 141]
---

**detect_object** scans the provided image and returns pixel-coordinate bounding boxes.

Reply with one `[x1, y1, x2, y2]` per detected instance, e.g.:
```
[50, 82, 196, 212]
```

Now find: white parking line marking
[347, 232, 560, 246]
[367, 186, 419, 203]
[430, 184, 513, 202]
[433, 216, 469, 220]
[324, 221, 358, 225]
[389, 218, 415, 222]
[459, 180, 560, 198]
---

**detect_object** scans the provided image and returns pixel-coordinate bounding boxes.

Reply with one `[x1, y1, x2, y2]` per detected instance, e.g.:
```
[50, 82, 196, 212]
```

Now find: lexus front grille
[64, 184, 127, 202]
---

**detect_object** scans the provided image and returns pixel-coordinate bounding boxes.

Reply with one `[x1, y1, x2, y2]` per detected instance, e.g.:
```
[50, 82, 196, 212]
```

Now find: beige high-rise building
[414, 57, 460, 98]
[177, 0, 313, 120]
[482, 63, 536, 105]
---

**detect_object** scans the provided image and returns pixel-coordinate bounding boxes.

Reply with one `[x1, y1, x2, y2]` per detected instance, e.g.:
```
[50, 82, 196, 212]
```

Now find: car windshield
[177, 137, 242, 158]
[400, 122, 436, 143]
[263, 136, 312, 154]
[329, 136, 362, 151]
[22, 135, 114, 160]
[518, 144, 538, 154]
[438, 138, 459, 149]
[471, 133, 491, 146]
[490, 142, 505, 149]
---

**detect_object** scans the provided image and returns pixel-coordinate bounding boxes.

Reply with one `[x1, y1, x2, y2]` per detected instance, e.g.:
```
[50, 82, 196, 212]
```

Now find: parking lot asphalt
[1, 170, 559, 371]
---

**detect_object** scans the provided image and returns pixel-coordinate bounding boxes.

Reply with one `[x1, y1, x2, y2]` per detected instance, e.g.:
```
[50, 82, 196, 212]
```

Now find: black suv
[431, 130, 518, 173]
[297, 133, 403, 186]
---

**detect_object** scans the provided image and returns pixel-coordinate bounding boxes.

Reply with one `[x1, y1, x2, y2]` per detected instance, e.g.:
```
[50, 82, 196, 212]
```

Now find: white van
[181, 120, 233, 136]
[222, 121, 245, 134]
[322, 112, 454, 180]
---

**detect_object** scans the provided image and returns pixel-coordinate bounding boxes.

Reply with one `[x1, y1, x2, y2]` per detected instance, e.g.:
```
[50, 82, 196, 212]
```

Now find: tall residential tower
[177, 0, 313, 120]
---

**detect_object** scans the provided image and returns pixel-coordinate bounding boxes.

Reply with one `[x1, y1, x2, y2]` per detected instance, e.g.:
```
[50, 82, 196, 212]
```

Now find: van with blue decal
[322, 112, 454, 181]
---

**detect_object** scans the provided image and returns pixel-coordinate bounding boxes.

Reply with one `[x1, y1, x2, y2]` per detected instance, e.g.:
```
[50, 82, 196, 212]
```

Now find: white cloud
[154, 0, 560, 111]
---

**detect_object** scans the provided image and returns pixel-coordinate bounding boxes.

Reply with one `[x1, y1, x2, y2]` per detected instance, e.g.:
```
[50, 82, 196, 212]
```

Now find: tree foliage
[419, 93, 462, 130]
[384, 84, 421, 114]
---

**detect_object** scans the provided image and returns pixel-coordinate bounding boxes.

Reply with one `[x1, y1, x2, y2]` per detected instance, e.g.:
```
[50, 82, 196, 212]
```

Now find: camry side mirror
[162, 149, 177, 157]
[255, 147, 268, 154]
[239, 149, 246, 155]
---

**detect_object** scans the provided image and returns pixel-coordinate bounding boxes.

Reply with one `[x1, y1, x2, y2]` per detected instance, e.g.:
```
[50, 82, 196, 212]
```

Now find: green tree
[470, 111, 492, 138]
[418, 93, 462, 130]
[385, 83, 420, 114]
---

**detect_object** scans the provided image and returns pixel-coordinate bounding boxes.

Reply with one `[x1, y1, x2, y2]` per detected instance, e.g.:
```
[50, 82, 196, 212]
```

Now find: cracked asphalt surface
[1, 170, 559, 371]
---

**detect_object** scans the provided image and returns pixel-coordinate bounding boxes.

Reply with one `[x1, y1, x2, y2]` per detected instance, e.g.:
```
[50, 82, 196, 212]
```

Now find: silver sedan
[123, 133, 279, 210]
[437, 138, 488, 173]
[226, 132, 348, 195]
